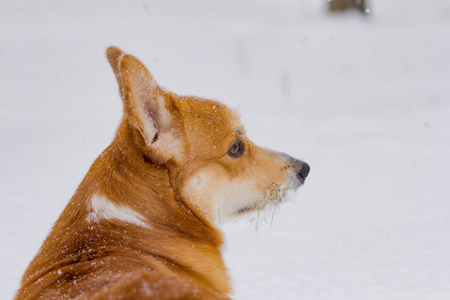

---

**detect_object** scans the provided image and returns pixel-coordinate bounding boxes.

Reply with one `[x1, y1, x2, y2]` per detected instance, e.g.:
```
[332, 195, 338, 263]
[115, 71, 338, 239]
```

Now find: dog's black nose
[297, 162, 310, 180]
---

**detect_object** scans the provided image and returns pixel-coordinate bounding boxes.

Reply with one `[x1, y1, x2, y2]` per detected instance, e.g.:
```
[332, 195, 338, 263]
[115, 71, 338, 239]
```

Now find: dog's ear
[118, 53, 186, 164]
[106, 46, 125, 97]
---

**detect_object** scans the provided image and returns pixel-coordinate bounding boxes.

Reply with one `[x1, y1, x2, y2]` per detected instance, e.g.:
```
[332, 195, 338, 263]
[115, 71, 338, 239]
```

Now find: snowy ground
[1, 0, 450, 299]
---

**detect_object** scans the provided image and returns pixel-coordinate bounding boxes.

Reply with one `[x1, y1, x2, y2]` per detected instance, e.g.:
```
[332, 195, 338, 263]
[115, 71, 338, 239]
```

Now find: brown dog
[15, 47, 310, 299]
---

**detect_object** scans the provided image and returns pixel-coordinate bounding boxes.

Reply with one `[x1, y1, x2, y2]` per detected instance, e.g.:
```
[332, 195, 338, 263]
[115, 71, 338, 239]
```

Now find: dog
[15, 47, 310, 299]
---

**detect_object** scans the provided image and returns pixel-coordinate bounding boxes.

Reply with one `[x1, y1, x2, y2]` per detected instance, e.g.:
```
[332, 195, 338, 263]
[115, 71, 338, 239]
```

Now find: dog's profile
[15, 47, 310, 299]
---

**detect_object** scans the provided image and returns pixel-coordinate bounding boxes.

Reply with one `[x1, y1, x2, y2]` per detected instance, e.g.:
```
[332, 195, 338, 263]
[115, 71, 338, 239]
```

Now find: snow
[1, 0, 450, 299]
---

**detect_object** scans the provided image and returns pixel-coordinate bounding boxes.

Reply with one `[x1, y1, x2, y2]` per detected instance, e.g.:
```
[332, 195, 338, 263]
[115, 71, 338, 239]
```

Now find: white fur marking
[86, 194, 149, 228]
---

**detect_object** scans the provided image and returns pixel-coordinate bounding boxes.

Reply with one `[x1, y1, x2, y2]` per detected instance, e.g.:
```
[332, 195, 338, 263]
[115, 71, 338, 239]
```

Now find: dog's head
[107, 46, 310, 223]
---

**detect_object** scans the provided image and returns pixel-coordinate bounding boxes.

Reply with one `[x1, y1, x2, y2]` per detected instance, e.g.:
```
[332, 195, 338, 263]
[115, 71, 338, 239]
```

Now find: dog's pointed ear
[106, 46, 125, 96]
[118, 53, 186, 164]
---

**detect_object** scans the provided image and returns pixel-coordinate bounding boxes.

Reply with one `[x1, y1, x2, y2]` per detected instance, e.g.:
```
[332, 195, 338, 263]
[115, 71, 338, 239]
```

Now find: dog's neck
[21, 119, 231, 295]
[105, 119, 220, 239]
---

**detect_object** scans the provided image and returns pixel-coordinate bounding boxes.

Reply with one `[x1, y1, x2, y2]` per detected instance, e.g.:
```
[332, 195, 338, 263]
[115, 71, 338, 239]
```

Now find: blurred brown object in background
[329, 0, 368, 14]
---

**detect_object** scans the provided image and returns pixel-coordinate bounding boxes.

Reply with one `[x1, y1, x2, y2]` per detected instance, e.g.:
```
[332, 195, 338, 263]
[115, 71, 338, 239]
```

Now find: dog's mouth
[236, 205, 256, 215]
[235, 183, 299, 216]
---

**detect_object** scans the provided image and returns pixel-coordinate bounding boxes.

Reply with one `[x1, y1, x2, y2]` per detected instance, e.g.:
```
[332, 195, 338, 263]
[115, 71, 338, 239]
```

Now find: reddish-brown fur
[15, 46, 308, 299]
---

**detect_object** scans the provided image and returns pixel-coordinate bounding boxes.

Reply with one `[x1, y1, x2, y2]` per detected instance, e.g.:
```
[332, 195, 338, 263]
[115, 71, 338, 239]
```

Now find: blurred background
[1, 0, 450, 299]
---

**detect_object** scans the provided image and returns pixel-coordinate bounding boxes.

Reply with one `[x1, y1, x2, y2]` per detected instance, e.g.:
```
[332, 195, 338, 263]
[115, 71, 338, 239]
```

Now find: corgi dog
[15, 47, 310, 299]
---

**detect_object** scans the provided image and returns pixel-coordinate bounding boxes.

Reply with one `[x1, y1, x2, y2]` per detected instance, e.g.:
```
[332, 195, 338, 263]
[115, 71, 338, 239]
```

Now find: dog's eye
[228, 139, 245, 158]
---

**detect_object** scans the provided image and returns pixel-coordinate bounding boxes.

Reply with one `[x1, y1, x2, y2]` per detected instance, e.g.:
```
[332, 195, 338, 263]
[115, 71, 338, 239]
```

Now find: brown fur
[15, 47, 308, 299]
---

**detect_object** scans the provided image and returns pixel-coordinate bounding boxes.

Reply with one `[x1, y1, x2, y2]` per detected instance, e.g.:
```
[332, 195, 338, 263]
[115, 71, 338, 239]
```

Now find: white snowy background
[1, 0, 450, 299]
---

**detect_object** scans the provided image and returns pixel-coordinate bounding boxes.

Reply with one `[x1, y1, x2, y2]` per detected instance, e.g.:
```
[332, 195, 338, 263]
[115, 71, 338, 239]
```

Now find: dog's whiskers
[250, 182, 288, 230]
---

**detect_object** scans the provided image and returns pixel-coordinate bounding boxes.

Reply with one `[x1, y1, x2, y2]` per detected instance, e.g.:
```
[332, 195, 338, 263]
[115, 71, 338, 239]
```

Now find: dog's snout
[297, 162, 310, 180]
[277, 152, 310, 182]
